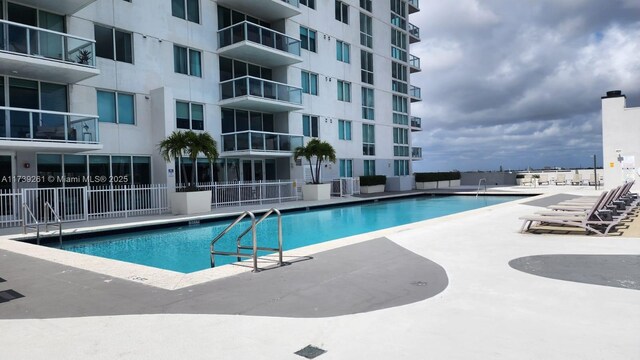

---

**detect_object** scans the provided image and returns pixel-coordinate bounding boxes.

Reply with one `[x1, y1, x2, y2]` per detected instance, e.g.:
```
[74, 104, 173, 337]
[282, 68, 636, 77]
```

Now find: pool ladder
[476, 178, 487, 198]
[210, 208, 284, 272]
[22, 202, 62, 245]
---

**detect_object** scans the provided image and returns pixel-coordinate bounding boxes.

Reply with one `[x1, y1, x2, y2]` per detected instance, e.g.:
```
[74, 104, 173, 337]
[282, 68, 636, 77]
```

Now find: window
[361, 87, 374, 120]
[300, 26, 317, 52]
[394, 160, 409, 176]
[174, 45, 202, 77]
[338, 120, 352, 140]
[303, 115, 319, 137]
[301, 71, 318, 95]
[172, 0, 199, 23]
[97, 90, 135, 124]
[361, 50, 374, 84]
[393, 127, 409, 156]
[390, 0, 406, 18]
[337, 80, 351, 102]
[360, 13, 373, 48]
[335, 1, 349, 24]
[392, 61, 408, 93]
[219, 57, 272, 81]
[221, 108, 274, 133]
[362, 124, 375, 155]
[95, 25, 133, 63]
[300, 0, 315, 9]
[360, 0, 372, 12]
[176, 101, 204, 130]
[363, 159, 375, 176]
[339, 159, 353, 177]
[336, 40, 350, 63]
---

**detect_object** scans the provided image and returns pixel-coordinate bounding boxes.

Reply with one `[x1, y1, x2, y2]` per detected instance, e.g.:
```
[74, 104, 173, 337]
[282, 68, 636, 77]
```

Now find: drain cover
[0, 289, 25, 303]
[411, 281, 428, 287]
[295, 345, 327, 359]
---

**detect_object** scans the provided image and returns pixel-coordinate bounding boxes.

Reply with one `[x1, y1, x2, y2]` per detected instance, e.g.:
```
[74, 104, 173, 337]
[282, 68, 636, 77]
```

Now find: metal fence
[87, 184, 169, 220]
[186, 180, 302, 208]
[331, 178, 361, 197]
[0, 189, 22, 228]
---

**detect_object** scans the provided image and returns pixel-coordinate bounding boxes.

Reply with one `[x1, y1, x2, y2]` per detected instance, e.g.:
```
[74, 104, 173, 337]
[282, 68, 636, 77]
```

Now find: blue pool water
[55, 195, 523, 273]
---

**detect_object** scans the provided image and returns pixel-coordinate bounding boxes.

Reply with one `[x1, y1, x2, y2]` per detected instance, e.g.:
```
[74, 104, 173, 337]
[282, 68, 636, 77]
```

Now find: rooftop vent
[602, 90, 625, 99]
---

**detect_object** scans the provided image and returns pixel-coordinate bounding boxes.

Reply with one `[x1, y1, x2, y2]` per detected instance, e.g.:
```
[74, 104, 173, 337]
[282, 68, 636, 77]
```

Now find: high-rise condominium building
[0, 0, 422, 192]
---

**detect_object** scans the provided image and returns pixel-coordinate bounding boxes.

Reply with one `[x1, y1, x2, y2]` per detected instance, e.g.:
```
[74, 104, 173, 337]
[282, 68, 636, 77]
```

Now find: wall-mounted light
[23, 162, 30, 169]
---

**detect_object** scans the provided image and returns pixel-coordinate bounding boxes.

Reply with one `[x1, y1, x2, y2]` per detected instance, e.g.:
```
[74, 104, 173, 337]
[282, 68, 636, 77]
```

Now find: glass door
[0, 154, 17, 219]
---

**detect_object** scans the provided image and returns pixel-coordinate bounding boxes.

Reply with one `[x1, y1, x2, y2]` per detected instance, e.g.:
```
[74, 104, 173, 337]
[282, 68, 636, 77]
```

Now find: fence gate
[21, 187, 88, 225]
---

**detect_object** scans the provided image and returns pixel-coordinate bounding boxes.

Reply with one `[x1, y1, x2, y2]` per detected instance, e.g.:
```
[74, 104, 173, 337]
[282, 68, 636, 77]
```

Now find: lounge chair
[521, 174, 533, 186]
[520, 191, 624, 235]
[538, 174, 549, 185]
[571, 173, 582, 185]
[555, 174, 566, 185]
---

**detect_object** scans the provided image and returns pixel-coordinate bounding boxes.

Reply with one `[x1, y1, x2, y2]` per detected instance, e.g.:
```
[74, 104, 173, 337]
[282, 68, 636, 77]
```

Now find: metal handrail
[43, 201, 63, 245]
[21, 203, 40, 244]
[236, 208, 283, 266]
[476, 178, 487, 198]
[210, 208, 284, 272]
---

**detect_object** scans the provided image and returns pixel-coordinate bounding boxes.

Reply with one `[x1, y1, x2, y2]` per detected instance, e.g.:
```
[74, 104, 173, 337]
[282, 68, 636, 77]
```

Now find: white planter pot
[170, 190, 212, 215]
[416, 181, 437, 189]
[360, 184, 385, 194]
[437, 180, 450, 188]
[302, 183, 331, 201]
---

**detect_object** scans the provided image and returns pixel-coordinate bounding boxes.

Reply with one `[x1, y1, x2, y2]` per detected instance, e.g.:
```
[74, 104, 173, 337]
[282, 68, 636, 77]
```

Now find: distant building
[601, 90, 640, 189]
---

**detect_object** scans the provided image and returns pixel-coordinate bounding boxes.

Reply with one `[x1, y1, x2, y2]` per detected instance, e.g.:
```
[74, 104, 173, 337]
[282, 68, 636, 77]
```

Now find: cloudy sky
[410, 0, 640, 172]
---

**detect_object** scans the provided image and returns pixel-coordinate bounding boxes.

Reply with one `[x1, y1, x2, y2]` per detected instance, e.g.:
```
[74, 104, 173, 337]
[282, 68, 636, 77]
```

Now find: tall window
[97, 90, 135, 124]
[172, 0, 200, 23]
[361, 50, 374, 84]
[391, 28, 407, 61]
[393, 127, 409, 156]
[300, 26, 317, 52]
[339, 159, 353, 177]
[95, 25, 133, 63]
[336, 40, 350, 63]
[360, 13, 373, 48]
[392, 61, 408, 94]
[335, 1, 349, 24]
[302, 115, 319, 137]
[393, 95, 409, 125]
[174, 45, 202, 77]
[361, 87, 374, 120]
[337, 80, 351, 102]
[363, 159, 375, 176]
[338, 120, 352, 140]
[176, 101, 204, 130]
[362, 124, 375, 155]
[394, 160, 409, 176]
[300, 0, 315, 9]
[360, 0, 372, 12]
[301, 71, 318, 95]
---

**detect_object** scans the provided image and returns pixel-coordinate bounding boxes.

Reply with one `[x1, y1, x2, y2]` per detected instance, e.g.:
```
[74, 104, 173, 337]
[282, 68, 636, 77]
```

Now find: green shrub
[359, 175, 387, 186]
[414, 172, 461, 182]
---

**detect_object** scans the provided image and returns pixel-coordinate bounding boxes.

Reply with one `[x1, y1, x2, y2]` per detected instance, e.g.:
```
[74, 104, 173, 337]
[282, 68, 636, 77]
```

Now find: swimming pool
[55, 195, 523, 273]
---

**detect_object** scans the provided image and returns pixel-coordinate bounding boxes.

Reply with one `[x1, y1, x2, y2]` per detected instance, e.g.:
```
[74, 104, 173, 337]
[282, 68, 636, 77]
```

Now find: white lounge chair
[555, 174, 566, 185]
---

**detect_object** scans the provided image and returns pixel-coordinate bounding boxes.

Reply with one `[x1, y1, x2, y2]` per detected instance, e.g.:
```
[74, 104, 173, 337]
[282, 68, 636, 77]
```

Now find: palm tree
[158, 130, 219, 190]
[294, 138, 336, 184]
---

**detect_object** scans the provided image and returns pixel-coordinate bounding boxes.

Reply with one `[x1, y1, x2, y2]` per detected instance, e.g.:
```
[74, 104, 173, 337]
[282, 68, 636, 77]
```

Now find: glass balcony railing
[410, 85, 422, 100]
[0, 19, 96, 67]
[0, 107, 99, 143]
[411, 116, 422, 129]
[218, 21, 301, 56]
[408, 0, 420, 12]
[220, 76, 302, 105]
[408, 23, 420, 40]
[222, 130, 303, 153]
[412, 147, 423, 159]
[409, 54, 421, 70]
[281, 0, 299, 8]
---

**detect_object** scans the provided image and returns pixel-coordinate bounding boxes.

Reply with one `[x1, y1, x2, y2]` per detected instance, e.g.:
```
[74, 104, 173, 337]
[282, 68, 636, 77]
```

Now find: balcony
[410, 116, 422, 131]
[0, 20, 99, 84]
[0, 107, 102, 152]
[409, 54, 421, 73]
[411, 147, 423, 160]
[220, 76, 303, 113]
[409, 85, 422, 102]
[16, 0, 98, 15]
[408, 0, 420, 13]
[408, 23, 420, 43]
[216, 0, 301, 22]
[218, 21, 302, 67]
[221, 130, 303, 158]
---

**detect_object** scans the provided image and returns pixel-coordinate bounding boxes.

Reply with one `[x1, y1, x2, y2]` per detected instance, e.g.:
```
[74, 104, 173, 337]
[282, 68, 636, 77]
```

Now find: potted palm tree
[294, 138, 336, 201]
[158, 130, 219, 215]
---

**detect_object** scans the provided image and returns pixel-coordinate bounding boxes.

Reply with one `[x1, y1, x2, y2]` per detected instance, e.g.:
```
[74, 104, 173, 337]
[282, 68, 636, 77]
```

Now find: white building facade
[601, 90, 640, 190]
[0, 0, 423, 194]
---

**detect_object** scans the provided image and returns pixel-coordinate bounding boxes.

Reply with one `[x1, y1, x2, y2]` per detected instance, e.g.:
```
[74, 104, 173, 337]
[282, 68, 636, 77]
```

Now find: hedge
[414, 171, 461, 183]
[359, 175, 387, 186]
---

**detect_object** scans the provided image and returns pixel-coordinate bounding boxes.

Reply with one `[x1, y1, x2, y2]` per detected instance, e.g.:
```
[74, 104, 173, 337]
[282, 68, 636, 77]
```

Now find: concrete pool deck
[1, 185, 639, 359]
